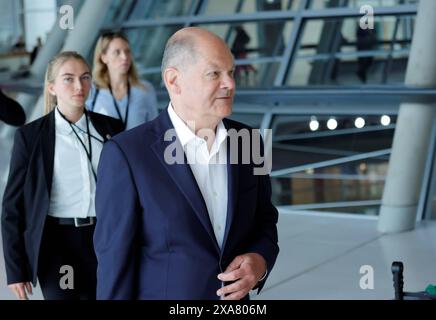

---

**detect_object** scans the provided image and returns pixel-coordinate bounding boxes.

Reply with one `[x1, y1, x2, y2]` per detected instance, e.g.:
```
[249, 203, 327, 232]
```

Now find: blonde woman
[88, 31, 158, 130]
[1, 51, 123, 300]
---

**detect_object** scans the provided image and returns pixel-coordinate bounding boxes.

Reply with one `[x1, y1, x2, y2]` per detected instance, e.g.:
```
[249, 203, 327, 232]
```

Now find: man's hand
[8, 282, 32, 300]
[217, 253, 266, 300]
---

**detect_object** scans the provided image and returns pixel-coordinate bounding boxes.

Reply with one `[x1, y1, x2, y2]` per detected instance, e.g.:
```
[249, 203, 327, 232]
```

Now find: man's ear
[163, 67, 181, 95]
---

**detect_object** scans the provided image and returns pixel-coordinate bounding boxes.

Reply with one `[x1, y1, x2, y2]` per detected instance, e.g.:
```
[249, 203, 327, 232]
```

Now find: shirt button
[217, 225, 221, 231]
[213, 191, 218, 197]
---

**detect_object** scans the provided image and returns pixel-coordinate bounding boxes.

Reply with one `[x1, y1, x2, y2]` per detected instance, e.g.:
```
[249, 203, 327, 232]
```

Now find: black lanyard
[108, 82, 130, 130]
[57, 109, 98, 182]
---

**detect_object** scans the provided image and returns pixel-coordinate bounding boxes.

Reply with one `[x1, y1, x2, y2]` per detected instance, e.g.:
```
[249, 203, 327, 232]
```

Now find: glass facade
[105, 0, 419, 89]
[421, 121, 436, 221]
[288, 15, 415, 85]
[269, 113, 394, 214]
[4, 0, 435, 219]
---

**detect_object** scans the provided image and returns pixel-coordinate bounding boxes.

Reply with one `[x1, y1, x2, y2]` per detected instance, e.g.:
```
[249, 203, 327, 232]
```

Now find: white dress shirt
[167, 104, 228, 249]
[48, 107, 103, 218]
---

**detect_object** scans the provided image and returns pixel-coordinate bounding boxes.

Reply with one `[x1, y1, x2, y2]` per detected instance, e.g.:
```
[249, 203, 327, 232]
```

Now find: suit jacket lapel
[89, 111, 112, 142]
[222, 121, 239, 251]
[151, 111, 220, 252]
[41, 111, 55, 196]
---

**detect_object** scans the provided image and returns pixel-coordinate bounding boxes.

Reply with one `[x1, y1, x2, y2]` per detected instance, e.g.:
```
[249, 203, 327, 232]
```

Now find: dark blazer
[1, 110, 123, 285]
[0, 89, 26, 126]
[94, 109, 279, 300]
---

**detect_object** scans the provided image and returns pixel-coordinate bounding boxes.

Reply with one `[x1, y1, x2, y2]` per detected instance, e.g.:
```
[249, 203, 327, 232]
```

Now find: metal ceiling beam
[107, 4, 417, 29]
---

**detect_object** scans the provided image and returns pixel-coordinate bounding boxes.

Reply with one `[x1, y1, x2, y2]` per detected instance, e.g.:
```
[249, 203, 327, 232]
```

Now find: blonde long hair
[92, 32, 144, 90]
[43, 51, 90, 115]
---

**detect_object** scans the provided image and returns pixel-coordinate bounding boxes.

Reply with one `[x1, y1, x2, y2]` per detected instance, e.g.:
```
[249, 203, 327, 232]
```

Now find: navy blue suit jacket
[94, 109, 279, 300]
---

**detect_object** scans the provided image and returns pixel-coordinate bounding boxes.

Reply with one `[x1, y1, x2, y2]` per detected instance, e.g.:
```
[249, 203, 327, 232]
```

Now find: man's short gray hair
[161, 34, 197, 77]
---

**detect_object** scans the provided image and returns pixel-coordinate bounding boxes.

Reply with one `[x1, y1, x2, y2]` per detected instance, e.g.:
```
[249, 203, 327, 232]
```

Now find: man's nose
[222, 74, 235, 91]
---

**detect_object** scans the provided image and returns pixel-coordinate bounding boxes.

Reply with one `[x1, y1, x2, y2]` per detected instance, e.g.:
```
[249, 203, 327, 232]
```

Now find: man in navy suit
[94, 27, 279, 300]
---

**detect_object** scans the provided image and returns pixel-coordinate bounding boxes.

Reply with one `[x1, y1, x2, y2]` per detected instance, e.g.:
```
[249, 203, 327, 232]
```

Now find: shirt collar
[55, 107, 87, 135]
[167, 103, 196, 147]
[167, 103, 228, 151]
[211, 121, 227, 155]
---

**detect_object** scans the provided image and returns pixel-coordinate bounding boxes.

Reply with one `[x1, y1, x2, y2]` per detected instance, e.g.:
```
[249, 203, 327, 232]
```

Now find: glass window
[194, 21, 293, 59]
[308, 0, 419, 9]
[272, 159, 388, 215]
[287, 15, 415, 85]
[423, 120, 436, 220]
[228, 112, 264, 128]
[127, 0, 195, 19]
[270, 113, 396, 215]
[203, 0, 300, 16]
[194, 20, 293, 87]
[430, 195, 436, 220]
[124, 25, 184, 87]
[127, 19, 293, 88]
[103, 0, 135, 26]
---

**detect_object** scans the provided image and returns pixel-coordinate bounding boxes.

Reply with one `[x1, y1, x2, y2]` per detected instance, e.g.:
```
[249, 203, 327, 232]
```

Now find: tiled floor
[0, 207, 435, 300]
[253, 211, 436, 300]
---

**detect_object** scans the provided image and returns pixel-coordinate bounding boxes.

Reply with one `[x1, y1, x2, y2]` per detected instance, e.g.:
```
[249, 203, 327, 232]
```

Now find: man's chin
[220, 107, 232, 118]
[215, 102, 233, 116]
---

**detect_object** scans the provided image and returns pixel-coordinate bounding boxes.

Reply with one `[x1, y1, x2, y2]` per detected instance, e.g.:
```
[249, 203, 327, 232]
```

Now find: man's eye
[82, 75, 91, 81]
[208, 71, 219, 78]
